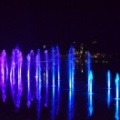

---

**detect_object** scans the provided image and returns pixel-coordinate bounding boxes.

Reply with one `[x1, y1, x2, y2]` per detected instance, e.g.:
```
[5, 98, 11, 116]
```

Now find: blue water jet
[51, 48, 55, 86]
[27, 54, 31, 107]
[107, 70, 111, 89]
[44, 50, 49, 86]
[88, 70, 93, 94]
[35, 49, 42, 100]
[68, 47, 75, 89]
[87, 52, 93, 94]
[115, 73, 119, 99]
[56, 46, 60, 86]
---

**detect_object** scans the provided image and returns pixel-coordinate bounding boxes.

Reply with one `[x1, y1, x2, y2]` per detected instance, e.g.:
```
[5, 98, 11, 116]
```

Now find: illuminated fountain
[115, 73, 119, 99]
[87, 52, 93, 117]
[107, 70, 111, 89]
[107, 70, 111, 108]
[10, 48, 23, 108]
[0, 46, 120, 120]
[87, 52, 93, 94]
[56, 46, 60, 86]
[68, 47, 75, 89]
[44, 50, 49, 107]
[0, 50, 8, 102]
[44, 50, 49, 87]
[35, 49, 42, 100]
[115, 73, 119, 120]
[51, 47, 55, 86]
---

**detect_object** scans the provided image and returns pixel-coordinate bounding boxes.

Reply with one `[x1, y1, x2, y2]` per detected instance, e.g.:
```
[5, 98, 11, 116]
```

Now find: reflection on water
[44, 83, 49, 107]
[88, 93, 93, 117]
[51, 86, 55, 120]
[0, 48, 120, 119]
[115, 99, 119, 120]
[56, 85, 60, 115]
[107, 89, 111, 108]
[36, 84, 41, 120]
[68, 90, 74, 120]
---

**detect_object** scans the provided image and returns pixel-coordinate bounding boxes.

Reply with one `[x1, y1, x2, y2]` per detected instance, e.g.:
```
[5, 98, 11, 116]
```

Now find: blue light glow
[107, 70, 111, 89]
[44, 50, 48, 86]
[88, 92, 93, 117]
[115, 73, 119, 99]
[51, 48, 55, 86]
[56, 84, 60, 115]
[115, 99, 119, 120]
[68, 90, 74, 120]
[51, 85, 55, 120]
[27, 54, 31, 108]
[107, 89, 111, 108]
[88, 70, 93, 94]
[56, 46, 60, 86]
[68, 47, 75, 89]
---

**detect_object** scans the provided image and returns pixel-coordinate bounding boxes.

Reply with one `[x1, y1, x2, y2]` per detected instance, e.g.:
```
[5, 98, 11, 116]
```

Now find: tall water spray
[56, 46, 60, 86]
[115, 73, 119, 99]
[68, 47, 75, 89]
[51, 48, 55, 86]
[87, 52, 93, 94]
[87, 52, 93, 117]
[10, 48, 23, 107]
[88, 71, 93, 94]
[35, 49, 42, 100]
[44, 50, 49, 86]
[107, 70, 111, 89]
[107, 70, 111, 108]
[44, 50, 49, 107]
[0, 50, 8, 102]
[27, 54, 31, 107]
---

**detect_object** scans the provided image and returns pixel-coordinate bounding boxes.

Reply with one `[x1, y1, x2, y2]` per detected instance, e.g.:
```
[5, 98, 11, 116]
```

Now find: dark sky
[0, 1, 119, 53]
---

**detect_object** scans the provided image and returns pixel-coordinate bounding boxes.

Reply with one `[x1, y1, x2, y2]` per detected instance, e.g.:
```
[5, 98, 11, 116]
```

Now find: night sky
[0, 1, 119, 53]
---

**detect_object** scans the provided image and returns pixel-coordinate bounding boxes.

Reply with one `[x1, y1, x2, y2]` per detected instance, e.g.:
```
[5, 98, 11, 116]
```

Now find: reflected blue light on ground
[115, 99, 119, 120]
[56, 85, 60, 115]
[88, 93, 93, 117]
[107, 89, 111, 108]
[36, 82, 41, 120]
[51, 86, 55, 120]
[44, 83, 48, 107]
[68, 90, 74, 120]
